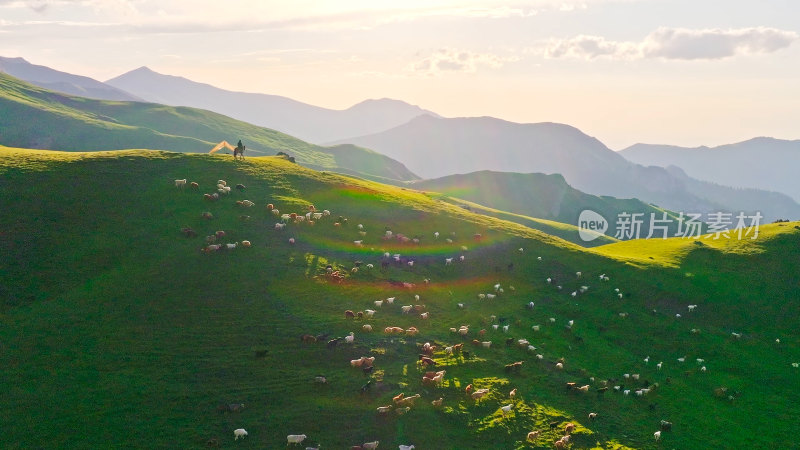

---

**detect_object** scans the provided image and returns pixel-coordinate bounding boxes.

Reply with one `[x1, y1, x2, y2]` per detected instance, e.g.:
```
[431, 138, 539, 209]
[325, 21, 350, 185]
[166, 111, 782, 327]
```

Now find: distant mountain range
[336, 115, 800, 222]
[106, 66, 438, 144]
[413, 170, 681, 240]
[620, 138, 800, 202]
[0, 56, 141, 102]
[0, 72, 417, 182]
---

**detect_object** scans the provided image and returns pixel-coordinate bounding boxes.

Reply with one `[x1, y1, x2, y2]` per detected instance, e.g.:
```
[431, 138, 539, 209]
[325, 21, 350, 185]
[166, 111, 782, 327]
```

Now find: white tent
[209, 141, 236, 154]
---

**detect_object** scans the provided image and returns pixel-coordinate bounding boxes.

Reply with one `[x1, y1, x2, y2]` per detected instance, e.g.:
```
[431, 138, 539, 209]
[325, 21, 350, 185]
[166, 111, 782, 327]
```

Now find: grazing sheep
[564, 423, 575, 434]
[190, 181, 199, 189]
[287, 434, 307, 445]
[399, 445, 416, 450]
[556, 362, 564, 370]
[174, 179, 187, 188]
[376, 405, 393, 414]
[345, 332, 355, 344]
[589, 412, 598, 421]
[526, 430, 540, 441]
[654, 431, 661, 441]
[471, 389, 489, 400]
[431, 398, 443, 408]
[240, 240, 251, 247]
[500, 404, 514, 416]
[234, 428, 248, 440]
[661, 420, 673, 432]
[509, 388, 517, 398]
[361, 441, 379, 449]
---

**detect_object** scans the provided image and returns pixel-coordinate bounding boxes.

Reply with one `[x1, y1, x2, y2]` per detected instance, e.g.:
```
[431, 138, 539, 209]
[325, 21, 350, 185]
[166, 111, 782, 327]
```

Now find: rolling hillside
[335, 115, 800, 222]
[620, 138, 800, 203]
[413, 171, 681, 241]
[0, 72, 418, 182]
[1, 147, 798, 449]
[107, 66, 439, 144]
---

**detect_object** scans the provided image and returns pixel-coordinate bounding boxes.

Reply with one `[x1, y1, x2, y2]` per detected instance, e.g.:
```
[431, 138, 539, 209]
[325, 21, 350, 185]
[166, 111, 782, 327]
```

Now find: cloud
[544, 27, 799, 60]
[642, 27, 799, 60]
[409, 48, 518, 75]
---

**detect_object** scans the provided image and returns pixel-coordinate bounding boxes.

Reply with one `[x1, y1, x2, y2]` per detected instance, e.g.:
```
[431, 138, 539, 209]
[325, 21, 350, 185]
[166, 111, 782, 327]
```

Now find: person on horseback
[234, 140, 245, 160]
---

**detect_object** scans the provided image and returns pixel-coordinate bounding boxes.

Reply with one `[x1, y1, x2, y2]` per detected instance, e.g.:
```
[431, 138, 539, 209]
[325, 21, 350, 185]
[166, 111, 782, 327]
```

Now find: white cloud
[544, 27, 799, 60]
[409, 48, 518, 76]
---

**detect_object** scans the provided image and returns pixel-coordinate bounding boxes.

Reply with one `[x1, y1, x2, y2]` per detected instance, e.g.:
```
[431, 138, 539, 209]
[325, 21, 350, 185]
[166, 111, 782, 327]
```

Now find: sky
[1, 0, 798, 149]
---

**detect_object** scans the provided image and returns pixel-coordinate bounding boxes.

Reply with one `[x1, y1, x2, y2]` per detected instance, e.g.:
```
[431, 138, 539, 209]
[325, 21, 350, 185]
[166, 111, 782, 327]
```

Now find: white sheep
[363, 324, 373, 332]
[532, 325, 540, 331]
[345, 332, 355, 344]
[502, 325, 509, 333]
[401, 305, 413, 314]
[576, 271, 582, 278]
[445, 257, 453, 265]
[174, 179, 187, 188]
[399, 445, 416, 450]
[546, 277, 551, 284]
[654, 431, 661, 441]
[385, 297, 395, 304]
[287, 434, 307, 445]
[374, 300, 383, 308]
[486, 294, 496, 300]
[234, 428, 248, 440]
[500, 404, 514, 416]
[364, 309, 376, 317]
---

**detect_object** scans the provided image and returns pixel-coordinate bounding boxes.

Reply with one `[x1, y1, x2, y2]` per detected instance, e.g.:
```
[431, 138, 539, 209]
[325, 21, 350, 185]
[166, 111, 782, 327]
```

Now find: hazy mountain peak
[620, 138, 800, 202]
[106, 67, 440, 144]
[0, 55, 141, 101]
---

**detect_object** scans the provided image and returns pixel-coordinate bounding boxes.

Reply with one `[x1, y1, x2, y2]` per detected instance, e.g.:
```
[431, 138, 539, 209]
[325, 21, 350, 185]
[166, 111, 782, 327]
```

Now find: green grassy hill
[413, 171, 680, 241]
[0, 72, 418, 182]
[1, 147, 798, 449]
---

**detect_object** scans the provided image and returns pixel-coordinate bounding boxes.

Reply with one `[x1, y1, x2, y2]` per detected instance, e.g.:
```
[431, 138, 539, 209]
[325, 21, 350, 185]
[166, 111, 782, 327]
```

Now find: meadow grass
[0, 148, 798, 448]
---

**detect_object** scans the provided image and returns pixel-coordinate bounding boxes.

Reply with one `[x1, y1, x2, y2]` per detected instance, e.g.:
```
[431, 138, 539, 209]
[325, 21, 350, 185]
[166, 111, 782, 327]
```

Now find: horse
[233, 145, 245, 160]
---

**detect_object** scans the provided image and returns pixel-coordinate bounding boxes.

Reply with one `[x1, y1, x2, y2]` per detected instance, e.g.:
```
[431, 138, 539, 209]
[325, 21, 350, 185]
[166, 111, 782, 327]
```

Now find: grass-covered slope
[0, 72, 418, 182]
[1, 148, 798, 449]
[413, 171, 680, 241]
